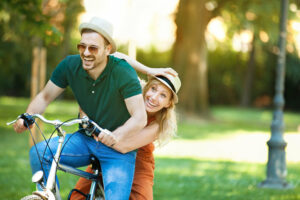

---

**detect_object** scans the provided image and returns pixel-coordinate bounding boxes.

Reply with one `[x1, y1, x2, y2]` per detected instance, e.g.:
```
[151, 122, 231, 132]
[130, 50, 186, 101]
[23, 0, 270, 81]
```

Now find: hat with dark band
[148, 74, 181, 103]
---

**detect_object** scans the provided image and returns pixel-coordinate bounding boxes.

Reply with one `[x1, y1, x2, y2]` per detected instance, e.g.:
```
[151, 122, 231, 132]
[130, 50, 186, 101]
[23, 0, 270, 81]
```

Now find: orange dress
[129, 143, 155, 200]
[70, 119, 156, 200]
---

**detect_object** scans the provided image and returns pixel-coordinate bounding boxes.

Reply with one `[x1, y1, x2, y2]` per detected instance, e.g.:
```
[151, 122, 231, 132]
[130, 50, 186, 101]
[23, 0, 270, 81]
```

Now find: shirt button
[93, 83, 96, 86]
[92, 91, 95, 94]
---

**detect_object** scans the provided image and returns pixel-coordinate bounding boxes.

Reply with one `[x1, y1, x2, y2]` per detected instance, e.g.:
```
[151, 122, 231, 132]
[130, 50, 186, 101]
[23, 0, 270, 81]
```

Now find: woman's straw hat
[149, 74, 181, 103]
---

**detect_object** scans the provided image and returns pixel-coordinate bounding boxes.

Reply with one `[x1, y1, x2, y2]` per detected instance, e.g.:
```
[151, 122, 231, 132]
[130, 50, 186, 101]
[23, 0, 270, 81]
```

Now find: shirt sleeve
[50, 57, 69, 89]
[115, 60, 142, 99]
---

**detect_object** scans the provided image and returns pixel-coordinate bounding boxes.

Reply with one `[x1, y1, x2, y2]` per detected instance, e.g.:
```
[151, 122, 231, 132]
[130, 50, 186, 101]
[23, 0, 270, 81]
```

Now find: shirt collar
[78, 55, 113, 82]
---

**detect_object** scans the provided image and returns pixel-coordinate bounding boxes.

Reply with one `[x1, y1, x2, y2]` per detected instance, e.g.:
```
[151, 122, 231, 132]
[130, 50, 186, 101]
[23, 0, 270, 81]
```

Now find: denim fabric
[30, 131, 136, 200]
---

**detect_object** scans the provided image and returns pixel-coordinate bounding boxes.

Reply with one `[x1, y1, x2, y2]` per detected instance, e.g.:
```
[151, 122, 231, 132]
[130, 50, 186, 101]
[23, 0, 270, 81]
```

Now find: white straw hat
[148, 74, 181, 103]
[79, 17, 117, 53]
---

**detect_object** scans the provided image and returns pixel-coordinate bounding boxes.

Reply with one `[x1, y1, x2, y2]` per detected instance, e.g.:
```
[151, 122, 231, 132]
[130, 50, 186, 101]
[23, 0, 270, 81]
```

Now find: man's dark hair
[81, 28, 110, 46]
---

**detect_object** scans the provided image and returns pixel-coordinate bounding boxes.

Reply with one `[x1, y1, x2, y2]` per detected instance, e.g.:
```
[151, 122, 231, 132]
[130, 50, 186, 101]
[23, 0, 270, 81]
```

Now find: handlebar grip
[20, 113, 35, 128]
[93, 127, 101, 137]
[84, 120, 101, 137]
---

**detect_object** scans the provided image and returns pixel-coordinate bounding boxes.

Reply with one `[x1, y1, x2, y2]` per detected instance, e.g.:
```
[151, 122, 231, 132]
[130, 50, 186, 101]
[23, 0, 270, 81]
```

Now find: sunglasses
[77, 44, 99, 54]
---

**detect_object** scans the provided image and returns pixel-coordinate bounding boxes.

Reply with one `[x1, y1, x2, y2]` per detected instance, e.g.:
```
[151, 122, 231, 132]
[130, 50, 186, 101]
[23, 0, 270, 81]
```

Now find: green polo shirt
[50, 54, 142, 131]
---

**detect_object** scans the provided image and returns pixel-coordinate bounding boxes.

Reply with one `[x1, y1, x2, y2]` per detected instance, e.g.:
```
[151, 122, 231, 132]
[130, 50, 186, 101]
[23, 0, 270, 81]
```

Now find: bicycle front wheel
[20, 194, 44, 200]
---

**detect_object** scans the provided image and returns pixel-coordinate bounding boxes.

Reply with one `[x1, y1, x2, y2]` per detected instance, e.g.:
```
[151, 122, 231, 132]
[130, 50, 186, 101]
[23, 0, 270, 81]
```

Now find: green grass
[153, 157, 300, 200]
[0, 96, 300, 199]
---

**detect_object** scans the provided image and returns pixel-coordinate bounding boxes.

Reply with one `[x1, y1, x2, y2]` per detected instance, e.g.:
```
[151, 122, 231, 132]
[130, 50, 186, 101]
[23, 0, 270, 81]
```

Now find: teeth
[147, 100, 157, 107]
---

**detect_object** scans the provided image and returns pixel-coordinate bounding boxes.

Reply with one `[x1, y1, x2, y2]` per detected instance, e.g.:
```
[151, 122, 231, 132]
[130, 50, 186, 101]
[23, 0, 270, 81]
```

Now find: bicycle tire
[94, 195, 104, 200]
[20, 194, 44, 200]
[94, 182, 105, 200]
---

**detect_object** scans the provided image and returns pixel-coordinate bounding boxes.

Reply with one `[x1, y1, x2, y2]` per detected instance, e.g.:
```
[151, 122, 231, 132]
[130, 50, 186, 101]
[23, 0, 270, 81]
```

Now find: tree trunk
[30, 45, 46, 146]
[172, 0, 212, 116]
[240, 35, 256, 107]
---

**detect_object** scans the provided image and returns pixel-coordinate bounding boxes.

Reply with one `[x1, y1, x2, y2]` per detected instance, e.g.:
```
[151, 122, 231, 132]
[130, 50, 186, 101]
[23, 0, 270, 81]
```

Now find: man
[14, 17, 147, 200]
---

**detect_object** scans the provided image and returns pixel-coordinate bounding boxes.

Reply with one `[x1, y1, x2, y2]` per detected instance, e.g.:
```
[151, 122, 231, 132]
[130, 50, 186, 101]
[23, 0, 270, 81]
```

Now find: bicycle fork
[33, 127, 65, 200]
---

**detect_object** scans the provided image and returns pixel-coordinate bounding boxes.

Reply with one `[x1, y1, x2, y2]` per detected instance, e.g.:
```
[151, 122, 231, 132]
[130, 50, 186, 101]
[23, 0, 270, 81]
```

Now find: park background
[0, 0, 300, 199]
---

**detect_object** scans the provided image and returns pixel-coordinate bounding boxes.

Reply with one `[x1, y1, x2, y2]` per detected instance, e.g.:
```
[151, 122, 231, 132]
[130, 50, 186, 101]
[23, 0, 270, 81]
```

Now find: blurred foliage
[136, 45, 300, 111]
[171, 0, 300, 114]
[0, 0, 299, 112]
[208, 46, 275, 107]
[0, 0, 62, 44]
[136, 46, 172, 80]
[0, 0, 84, 96]
[285, 53, 300, 110]
[208, 45, 300, 111]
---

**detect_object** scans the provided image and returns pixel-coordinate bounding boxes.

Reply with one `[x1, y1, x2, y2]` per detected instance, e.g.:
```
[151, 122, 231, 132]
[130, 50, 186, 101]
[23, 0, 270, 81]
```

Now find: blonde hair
[142, 79, 177, 146]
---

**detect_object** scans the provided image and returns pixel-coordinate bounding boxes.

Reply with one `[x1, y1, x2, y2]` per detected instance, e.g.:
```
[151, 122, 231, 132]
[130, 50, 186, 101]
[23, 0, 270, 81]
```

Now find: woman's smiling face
[144, 82, 172, 115]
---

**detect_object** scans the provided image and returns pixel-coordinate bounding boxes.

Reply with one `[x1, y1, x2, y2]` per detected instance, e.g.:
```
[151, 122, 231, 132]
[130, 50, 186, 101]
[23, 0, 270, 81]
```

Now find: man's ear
[105, 44, 112, 55]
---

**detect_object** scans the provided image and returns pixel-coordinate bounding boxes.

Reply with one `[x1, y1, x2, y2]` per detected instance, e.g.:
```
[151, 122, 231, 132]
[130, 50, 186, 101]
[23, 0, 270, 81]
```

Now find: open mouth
[84, 57, 94, 61]
[82, 57, 95, 66]
[83, 57, 94, 62]
[146, 99, 158, 108]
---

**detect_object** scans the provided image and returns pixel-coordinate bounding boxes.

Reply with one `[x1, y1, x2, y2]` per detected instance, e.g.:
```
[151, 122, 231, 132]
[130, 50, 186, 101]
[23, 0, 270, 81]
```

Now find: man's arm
[112, 51, 178, 77]
[98, 94, 147, 147]
[14, 80, 65, 133]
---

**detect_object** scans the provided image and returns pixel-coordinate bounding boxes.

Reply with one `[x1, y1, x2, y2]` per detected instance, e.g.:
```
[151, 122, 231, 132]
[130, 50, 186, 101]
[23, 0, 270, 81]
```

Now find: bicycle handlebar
[6, 113, 105, 135]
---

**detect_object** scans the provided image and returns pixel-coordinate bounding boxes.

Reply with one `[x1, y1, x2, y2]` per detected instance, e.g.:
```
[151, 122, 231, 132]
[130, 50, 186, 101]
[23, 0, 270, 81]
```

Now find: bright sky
[80, 0, 250, 53]
[80, 1, 300, 56]
[80, 0, 179, 51]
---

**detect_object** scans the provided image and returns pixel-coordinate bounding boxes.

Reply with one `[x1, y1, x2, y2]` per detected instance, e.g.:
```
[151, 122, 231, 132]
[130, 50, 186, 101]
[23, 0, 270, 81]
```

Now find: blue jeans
[29, 131, 136, 200]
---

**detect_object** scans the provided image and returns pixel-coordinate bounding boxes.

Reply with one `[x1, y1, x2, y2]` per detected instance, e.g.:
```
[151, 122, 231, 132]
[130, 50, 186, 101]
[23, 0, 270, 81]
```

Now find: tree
[224, 1, 280, 107]
[172, 0, 230, 116]
[0, 0, 84, 96]
[172, 0, 299, 114]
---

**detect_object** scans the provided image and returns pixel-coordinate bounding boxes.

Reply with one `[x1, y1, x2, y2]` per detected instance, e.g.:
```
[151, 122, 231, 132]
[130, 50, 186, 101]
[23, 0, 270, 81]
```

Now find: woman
[71, 71, 181, 200]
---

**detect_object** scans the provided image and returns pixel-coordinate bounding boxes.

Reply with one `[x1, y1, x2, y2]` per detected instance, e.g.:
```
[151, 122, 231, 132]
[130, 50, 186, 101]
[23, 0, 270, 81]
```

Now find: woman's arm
[111, 122, 159, 154]
[112, 51, 178, 77]
[79, 106, 156, 153]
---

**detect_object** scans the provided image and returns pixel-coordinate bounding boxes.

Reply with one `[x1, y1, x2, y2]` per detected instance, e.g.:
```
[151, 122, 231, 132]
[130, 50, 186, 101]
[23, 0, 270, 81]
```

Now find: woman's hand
[93, 129, 118, 147]
[147, 67, 178, 77]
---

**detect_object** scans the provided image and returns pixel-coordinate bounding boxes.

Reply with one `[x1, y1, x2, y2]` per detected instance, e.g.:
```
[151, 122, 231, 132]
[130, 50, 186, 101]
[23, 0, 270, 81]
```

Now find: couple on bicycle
[14, 17, 181, 200]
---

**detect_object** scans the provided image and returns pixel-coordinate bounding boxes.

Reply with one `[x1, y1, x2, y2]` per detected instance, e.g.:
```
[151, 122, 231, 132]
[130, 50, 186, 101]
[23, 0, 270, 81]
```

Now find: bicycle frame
[7, 114, 105, 200]
[47, 126, 64, 198]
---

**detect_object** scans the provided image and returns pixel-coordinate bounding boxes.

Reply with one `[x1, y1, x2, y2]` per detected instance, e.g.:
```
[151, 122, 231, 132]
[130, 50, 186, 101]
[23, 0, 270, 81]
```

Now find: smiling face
[78, 31, 111, 72]
[144, 80, 173, 115]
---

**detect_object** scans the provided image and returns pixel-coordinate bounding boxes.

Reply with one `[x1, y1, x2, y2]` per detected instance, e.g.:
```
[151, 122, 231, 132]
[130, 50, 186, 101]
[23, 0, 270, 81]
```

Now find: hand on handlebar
[13, 119, 32, 133]
[93, 129, 118, 147]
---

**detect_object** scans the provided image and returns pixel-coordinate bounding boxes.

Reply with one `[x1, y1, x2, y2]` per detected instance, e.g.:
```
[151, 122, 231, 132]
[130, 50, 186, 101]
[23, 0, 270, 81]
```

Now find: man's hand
[147, 67, 178, 77]
[13, 119, 31, 133]
[93, 129, 118, 147]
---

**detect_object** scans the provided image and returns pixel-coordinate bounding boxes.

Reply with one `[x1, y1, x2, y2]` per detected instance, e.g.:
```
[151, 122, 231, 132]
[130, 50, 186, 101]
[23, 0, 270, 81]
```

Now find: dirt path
[154, 132, 300, 163]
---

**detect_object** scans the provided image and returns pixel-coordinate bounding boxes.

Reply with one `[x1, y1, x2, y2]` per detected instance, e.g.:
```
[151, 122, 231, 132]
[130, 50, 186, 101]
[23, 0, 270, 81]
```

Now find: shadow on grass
[178, 107, 300, 140]
[154, 157, 300, 200]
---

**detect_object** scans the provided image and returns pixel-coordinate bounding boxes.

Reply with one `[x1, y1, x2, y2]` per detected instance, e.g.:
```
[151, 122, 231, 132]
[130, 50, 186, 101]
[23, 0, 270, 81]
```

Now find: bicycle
[7, 113, 106, 200]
